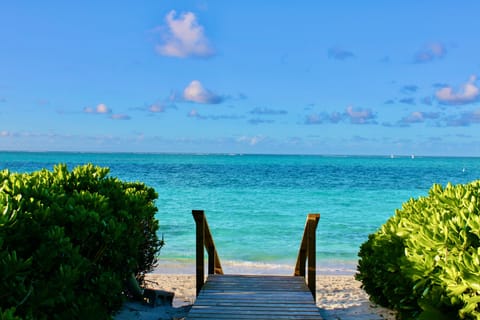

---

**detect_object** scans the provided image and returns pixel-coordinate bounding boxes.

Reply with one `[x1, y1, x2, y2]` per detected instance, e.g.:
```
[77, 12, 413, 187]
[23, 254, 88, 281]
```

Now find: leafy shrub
[0, 164, 160, 319]
[0, 308, 23, 320]
[357, 180, 480, 319]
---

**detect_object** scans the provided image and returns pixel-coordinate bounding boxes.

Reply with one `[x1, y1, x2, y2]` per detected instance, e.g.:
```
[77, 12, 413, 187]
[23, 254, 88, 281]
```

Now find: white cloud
[84, 103, 111, 114]
[435, 75, 479, 105]
[83, 103, 131, 120]
[183, 80, 223, 104]
[156, 10, 214, 58]
[345, 106, 377, 124]
[96, 103, 110, 114]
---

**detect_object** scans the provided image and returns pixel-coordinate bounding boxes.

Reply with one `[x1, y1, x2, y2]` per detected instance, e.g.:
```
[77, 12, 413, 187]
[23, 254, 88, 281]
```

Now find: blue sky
[1, 1, 480, 155]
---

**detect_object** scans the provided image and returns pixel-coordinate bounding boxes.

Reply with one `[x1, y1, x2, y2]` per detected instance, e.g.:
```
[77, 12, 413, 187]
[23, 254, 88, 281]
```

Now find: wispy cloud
[399, 97, 416, 105]
[148, 102, 175, 113]
[155, 10, 214, 58]
[329, 111, 346, 123]
[399, 111, 440, 125]
[401, 85, 418, 94]
[36, 99, 50, 106]
[187, 109, 243, 121]
[247, 107, 286, 125]
[443, 109, 480, 126]
[414, 42, 446, 63]
[237, 93, 248, 100]
[237, 135, 266, 146]
[433, 82, 449, 89]
[250, 107, 287, 115]
[131, 99, 177, 115]
[305, 111, 342, 125]
[305, 106, 376, 125]
[0, 130, 12, 137]
[148, 104, 167, 113]
[188, 109, 201, 118]
[110, 114, 131, 120]
[183, 80, 223, 104]
[304, 114, 324, 125]
[435, 75, 479, 105]
[248, 118, 275, 125]
[421, 96, 433, 105]
[328, 47, 355, 60]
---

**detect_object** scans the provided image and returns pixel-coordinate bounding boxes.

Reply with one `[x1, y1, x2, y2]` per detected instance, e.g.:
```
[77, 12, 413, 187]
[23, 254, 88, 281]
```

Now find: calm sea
[1, 152, 479, 275]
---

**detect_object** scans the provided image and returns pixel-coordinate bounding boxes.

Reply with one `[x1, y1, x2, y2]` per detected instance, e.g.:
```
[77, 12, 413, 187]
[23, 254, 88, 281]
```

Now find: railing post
[307, 214, 317, 300]
[193, 210, 205, 296]
[294, 213, 320, 300]
[193, 210, 224, 296]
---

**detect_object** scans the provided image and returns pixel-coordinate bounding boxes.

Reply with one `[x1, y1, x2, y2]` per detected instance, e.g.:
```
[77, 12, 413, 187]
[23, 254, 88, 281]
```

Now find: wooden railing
[192, 210, 320, 299]
[192, 210, 224, 296]
[294, 213, 320, 300]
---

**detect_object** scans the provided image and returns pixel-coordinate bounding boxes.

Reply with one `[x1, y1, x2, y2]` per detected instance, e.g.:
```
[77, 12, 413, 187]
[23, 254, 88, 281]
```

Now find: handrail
[192, 210, 224, 296]
[294, 213, 320, 300]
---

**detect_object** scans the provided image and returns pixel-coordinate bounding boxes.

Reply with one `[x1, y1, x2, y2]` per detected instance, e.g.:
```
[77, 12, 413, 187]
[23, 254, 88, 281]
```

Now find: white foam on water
[152, 258, 357, 275]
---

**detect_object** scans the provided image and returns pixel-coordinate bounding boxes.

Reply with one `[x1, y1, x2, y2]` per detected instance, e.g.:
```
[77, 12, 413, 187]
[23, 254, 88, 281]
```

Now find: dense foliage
[0, 164, 160, 320]
[357, 180, 480, 319]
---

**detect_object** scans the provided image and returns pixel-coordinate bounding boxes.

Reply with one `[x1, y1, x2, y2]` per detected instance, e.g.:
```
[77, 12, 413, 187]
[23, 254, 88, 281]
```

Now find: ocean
[1, 152, 479, 275]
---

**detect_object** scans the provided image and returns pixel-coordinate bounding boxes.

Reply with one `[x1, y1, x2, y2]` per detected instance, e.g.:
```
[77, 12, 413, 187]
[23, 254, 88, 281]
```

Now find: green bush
[0, 164, 161, 320]
[357, 180, 480, 319]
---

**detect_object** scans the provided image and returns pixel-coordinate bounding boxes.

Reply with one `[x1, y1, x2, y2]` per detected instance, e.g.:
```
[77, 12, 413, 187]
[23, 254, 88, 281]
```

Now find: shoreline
[117, 274, 396, 320]
[153, 258, 359, 276]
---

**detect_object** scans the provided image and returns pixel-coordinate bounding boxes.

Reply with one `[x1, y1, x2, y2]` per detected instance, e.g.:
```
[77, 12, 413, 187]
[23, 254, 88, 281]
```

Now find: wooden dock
[187, 274, 323, 319]
[187, 210, 322, 320]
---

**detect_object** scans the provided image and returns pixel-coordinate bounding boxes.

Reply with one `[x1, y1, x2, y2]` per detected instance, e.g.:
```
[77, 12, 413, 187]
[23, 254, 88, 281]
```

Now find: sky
[1, 1, 480, 156]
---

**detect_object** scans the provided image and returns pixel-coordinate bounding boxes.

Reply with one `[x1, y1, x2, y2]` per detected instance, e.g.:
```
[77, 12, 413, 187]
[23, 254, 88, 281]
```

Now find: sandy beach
[116, 274, 396, 320]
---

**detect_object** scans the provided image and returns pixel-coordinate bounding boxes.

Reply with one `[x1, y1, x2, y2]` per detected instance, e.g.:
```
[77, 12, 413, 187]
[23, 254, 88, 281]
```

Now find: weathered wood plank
[186, 275, 322, 320]
[187, 315, 321, 320]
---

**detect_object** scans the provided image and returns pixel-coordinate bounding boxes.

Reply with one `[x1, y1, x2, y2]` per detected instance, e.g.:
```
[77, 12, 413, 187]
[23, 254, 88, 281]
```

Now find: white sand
[116, 274, 396, 320]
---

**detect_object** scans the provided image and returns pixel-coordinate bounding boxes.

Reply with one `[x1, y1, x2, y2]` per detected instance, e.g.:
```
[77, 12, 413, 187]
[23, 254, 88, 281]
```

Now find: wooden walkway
[187, 211, 322, 320]
[187, 275, 323, 320]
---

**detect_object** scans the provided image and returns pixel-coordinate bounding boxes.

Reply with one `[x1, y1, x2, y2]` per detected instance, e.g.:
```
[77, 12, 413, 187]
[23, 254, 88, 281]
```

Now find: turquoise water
[1, 152, 479, 275]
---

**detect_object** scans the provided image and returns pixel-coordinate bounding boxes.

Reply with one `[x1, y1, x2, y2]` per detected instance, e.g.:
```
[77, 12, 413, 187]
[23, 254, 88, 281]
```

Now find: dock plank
[186, 275, 323, 320]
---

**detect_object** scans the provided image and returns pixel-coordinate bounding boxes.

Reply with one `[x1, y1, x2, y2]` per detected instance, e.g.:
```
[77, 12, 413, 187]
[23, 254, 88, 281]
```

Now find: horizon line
[1, 150, 479, 158]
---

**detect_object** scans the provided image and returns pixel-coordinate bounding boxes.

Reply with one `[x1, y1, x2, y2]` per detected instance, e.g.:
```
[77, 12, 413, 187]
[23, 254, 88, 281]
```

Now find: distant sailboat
[411, 154, 415, 159]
